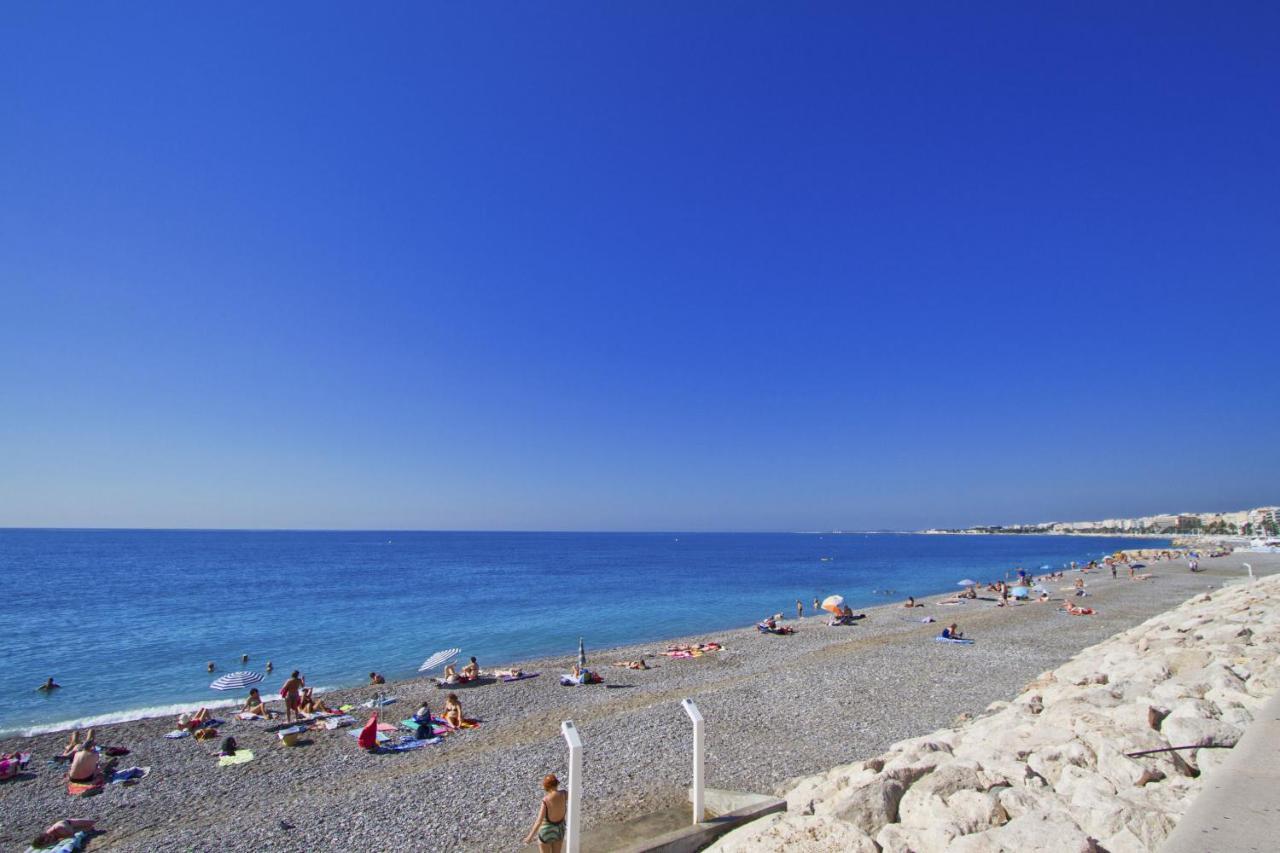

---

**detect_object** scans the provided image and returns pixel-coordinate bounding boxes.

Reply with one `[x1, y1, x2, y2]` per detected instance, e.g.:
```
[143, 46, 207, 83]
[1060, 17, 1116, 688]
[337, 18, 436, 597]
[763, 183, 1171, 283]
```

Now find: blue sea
[0, 530, 1164, 735]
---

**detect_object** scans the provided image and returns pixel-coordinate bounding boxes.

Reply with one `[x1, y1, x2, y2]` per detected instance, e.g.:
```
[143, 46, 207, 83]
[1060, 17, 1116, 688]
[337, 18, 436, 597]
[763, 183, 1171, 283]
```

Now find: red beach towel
[358, 712, 380, 750]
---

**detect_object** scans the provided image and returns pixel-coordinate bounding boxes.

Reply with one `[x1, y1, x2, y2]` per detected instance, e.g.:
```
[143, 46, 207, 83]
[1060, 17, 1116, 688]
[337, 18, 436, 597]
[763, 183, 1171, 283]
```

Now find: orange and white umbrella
[821, 594, 845, 615]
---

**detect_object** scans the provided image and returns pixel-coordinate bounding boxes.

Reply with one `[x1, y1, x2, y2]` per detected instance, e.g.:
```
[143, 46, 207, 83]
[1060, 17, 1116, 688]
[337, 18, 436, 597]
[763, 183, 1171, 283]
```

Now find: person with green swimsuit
[523, 773, 567, 851]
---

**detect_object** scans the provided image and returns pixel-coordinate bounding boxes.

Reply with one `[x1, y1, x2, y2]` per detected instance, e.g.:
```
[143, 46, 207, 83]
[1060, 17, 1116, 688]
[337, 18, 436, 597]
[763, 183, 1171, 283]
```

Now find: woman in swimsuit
[243, 688, 270, 717]
[461, 657, 480, 680]
[441, 663, 461, 685]
[281, 671, 304, 722]
[443, 693, 464, 729]
[523, 773, 568, 851]
[31, 819, 97, 849]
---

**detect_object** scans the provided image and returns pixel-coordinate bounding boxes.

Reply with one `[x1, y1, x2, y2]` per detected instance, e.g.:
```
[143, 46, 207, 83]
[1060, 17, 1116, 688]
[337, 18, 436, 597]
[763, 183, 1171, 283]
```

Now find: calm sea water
[0, 530, 1163, 735]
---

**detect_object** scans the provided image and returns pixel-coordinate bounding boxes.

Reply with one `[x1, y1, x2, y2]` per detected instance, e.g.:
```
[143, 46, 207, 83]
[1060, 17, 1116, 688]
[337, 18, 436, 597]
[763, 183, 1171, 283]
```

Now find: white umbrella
[418, 648, 461, 673]
[821, 594, 845, 614]
[210, 671, 264, 691]
[956, 579, 977, 587]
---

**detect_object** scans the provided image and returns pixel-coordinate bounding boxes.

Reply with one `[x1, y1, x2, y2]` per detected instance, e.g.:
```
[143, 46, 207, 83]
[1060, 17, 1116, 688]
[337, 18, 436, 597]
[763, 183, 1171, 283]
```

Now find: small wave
[9, 698, 240, 738]
[6, 684, 347, 738]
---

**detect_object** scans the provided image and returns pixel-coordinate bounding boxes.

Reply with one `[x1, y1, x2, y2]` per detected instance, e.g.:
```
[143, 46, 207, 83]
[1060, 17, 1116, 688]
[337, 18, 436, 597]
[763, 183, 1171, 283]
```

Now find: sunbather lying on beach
[177, 708, 212, 731]
[60, 729, 94, 760]
[612, 659, 649, 670]
[440, 663, 461, 684]
[757, 617, 796, 635]
[1061, 600, 1096, 615]
[30, 819, 97, 849]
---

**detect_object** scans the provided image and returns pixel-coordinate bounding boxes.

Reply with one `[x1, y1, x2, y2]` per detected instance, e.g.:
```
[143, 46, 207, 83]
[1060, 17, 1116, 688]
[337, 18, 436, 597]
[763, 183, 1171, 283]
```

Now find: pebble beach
[1, 549, 1271, 852]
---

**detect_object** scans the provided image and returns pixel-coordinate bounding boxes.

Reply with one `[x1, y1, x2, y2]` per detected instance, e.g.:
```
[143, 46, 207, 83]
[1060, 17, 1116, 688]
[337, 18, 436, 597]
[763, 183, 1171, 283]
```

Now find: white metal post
[1244, 562, 1254, 581]
[681, 698, 705, 824]
[560, 720, 583, 853]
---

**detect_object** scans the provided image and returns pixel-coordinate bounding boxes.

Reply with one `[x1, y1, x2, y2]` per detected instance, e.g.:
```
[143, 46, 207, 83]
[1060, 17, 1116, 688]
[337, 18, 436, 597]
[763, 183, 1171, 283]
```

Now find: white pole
[560, 720, 582, 853]
[1244, 562, 1254, 581]
[681, 698, 705, 824]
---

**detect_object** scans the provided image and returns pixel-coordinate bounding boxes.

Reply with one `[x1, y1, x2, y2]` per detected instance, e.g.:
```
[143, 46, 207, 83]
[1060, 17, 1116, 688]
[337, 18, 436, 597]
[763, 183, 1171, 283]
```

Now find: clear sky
[2, 3, 1277, 531]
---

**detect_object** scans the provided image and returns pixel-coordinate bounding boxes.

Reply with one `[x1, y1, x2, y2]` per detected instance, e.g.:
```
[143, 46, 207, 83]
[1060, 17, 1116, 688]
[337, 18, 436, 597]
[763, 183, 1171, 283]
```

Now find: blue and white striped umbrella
[418, 648, 461, 673]
[210, 671, 265, 691]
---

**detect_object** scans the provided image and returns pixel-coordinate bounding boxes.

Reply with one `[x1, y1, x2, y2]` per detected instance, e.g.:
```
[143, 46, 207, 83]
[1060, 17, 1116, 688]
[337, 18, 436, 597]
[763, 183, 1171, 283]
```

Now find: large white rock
[975, 809, 1101, 852]
[705, 813, 878, 853]
[1160, 716, 1242, 748]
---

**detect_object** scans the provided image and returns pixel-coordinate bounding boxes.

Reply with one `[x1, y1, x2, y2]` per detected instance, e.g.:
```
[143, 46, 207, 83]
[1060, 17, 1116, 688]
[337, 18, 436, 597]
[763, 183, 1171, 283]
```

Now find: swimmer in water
[241, 654, 249, 664]
[38, 677, 60, 692]
[207, 661, 215, 673]
[265, 661, 274, 673]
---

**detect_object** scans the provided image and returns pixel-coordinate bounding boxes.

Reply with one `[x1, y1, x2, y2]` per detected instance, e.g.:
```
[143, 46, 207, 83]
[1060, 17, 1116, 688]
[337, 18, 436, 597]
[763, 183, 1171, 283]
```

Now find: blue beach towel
[111, 766, 150, 784]
[935, 635, 975, 645]
[382, 736, 441, 751]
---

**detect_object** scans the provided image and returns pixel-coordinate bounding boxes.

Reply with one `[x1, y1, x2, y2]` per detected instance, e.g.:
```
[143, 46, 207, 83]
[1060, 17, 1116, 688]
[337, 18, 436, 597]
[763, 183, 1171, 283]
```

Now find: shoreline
[2, 549, 1265, 852]
[4, 537, 1171, 739]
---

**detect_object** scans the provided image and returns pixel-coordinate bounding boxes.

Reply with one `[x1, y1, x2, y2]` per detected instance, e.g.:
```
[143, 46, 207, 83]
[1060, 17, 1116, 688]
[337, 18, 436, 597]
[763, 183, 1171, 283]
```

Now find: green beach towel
[218, 750, 255, 766]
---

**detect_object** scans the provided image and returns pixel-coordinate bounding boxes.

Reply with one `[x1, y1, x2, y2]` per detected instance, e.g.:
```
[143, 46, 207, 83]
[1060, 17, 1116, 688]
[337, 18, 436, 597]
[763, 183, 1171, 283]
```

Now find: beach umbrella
[418, 648, 461, 673]
[956, 579, 977, 587]
[210, 671, 264, 691]
[577, 637, 587, 670]
[821, 594, 845, 614]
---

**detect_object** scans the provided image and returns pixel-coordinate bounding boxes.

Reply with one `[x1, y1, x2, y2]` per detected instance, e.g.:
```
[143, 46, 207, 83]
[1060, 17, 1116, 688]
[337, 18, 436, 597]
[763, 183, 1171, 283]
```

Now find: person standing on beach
[281, 671, 304, 722]
[523, 773, 567, 851]
[796, 600, 803, 620]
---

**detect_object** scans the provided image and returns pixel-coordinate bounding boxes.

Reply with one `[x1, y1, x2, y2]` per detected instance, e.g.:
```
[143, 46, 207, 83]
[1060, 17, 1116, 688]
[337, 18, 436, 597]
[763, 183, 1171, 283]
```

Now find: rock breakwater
[710, 576, 1280, 852]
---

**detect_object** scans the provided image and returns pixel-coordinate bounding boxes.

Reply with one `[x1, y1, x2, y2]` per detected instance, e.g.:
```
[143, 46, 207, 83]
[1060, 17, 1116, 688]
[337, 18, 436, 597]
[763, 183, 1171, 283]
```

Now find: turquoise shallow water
[0, 529, 1163, 734]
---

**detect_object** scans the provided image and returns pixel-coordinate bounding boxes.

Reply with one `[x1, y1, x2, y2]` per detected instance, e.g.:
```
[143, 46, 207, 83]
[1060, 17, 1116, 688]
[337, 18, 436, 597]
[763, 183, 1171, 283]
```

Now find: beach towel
[66, 776, 103, 796]
[935, 636, 975, 645]
[376, 722, 398, 732]
[428, 715, 480, 732]
[501, 672, 540, 682]
[322, 715, 357, 730]
[559, 672, 603, 686]
[163, 730, 190, 739]
[361, 697, 397, 708]
[218, 749, 255, 766]
[381, 735, 442, 751]
[237, 712, 267, 721]
[111, 766, 150, 784]
[24, 830, 86, 853]
[357, 713, 381, 749]
[350, 727, 389, 742]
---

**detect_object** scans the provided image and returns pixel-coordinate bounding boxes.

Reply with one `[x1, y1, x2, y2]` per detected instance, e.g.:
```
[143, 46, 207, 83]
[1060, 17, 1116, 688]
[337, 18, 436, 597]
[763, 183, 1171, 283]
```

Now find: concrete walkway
[1160, 688, 1280, 853]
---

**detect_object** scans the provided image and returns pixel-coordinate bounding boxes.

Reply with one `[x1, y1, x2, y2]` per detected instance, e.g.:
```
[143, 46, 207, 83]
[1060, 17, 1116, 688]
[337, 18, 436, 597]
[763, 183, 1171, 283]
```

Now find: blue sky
[2, 3, 1277, 531]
